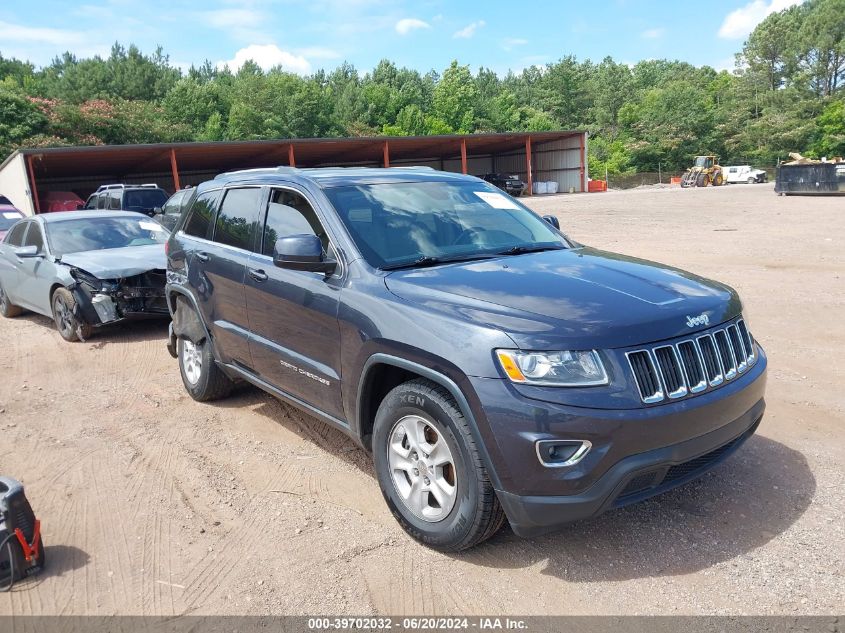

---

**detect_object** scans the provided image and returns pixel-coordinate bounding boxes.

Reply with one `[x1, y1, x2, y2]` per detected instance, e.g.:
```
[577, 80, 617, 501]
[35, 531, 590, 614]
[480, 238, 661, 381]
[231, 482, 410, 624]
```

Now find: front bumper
[468, 349, 767, 537]
[497, 400, 763, 537]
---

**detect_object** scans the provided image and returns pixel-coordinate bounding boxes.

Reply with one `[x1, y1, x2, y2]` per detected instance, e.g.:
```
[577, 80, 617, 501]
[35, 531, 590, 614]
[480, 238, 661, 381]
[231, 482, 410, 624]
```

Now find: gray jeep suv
[165, 167, 767, 551]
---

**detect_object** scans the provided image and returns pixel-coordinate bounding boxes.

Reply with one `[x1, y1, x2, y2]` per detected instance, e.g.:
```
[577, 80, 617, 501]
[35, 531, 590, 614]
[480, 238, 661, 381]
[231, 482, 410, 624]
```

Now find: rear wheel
[713, 173, 724, 186]
[51, 288, 91, 342]
[177, 336, 233, 401]
[372, 379, 505, 551]
[0, 281, 22, 318]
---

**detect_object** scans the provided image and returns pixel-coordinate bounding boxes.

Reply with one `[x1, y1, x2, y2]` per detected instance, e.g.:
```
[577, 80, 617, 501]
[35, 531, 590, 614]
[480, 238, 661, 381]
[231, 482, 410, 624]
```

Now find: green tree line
[1, 0, 843, 175]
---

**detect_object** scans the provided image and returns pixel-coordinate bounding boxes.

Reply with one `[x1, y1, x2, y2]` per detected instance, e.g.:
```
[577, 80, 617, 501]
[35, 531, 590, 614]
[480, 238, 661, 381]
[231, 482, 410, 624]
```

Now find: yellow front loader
[681, 155, 725, 187]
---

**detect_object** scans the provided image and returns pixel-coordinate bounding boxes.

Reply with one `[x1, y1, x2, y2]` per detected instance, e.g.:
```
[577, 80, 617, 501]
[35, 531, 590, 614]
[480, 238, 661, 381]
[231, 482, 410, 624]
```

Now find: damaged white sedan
[0, 211, 168, 341]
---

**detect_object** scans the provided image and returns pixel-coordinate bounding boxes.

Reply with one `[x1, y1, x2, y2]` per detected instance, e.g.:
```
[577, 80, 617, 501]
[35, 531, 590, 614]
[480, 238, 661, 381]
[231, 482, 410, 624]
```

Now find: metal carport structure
[0, 131, 588, 215]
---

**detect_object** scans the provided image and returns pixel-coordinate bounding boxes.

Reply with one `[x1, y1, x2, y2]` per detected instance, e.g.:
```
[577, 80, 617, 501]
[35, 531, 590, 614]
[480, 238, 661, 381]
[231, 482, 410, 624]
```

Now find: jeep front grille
[626, 318, 756, 404]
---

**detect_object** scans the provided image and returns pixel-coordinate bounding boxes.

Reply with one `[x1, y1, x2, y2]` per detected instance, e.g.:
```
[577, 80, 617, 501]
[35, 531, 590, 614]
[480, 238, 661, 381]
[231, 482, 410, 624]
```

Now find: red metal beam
[579, 133, 586, 192]
[460, 138, 467, 175]
[170, 149, 181, 191]
[26, 155, 41, 214]
[525, 136, 533, 197]
[383, 140, 390, 168]
[288, 144, 296, 167]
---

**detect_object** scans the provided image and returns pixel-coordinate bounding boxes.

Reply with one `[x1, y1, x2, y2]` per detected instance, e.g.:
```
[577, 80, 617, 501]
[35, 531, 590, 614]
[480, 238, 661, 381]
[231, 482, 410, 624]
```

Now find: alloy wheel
[54, 295, 73, 336]
[181, 339, 203, 386]
[387, 415, 458, 522]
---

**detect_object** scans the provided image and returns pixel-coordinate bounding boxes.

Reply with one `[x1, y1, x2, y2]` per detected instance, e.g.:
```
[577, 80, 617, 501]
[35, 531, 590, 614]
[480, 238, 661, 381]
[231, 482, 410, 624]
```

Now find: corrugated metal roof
[5, 131, 584, 180]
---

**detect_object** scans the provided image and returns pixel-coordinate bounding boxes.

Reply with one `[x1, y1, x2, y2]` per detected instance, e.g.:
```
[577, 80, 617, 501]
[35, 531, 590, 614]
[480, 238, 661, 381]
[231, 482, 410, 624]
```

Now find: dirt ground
[0, 183, 842, 616]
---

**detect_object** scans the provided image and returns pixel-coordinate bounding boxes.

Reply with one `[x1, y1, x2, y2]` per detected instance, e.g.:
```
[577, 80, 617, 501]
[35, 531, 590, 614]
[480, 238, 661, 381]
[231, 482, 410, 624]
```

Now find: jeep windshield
[324, 181, 568, 270]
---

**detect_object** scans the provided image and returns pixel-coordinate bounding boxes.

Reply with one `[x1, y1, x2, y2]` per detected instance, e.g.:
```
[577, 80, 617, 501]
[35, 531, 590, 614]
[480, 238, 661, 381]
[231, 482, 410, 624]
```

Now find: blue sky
[1, 0, 801, 76]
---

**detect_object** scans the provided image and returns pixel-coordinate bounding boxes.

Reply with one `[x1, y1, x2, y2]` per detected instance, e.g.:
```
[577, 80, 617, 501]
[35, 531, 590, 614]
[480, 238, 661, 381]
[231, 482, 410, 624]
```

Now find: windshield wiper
[381, 253, 495, 271]
[496, 244, 566, 256]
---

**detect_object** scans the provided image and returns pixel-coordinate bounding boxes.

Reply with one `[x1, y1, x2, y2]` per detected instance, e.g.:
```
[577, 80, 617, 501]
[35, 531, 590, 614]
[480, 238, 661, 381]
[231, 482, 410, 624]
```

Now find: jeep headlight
[496, 349, 608, 386]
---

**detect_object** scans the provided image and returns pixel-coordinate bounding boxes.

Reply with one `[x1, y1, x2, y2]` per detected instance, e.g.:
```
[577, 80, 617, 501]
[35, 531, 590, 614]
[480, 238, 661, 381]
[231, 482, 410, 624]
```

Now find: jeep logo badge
[686, 313, 710, 328]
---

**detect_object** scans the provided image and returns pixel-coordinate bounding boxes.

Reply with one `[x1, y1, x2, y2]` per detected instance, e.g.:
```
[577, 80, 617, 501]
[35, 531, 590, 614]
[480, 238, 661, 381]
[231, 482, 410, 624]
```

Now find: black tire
[51, 287, 91, 342]
[0, 281, 22, 318]
[372, 379, 505, 552]
[177, 336, 233, 402]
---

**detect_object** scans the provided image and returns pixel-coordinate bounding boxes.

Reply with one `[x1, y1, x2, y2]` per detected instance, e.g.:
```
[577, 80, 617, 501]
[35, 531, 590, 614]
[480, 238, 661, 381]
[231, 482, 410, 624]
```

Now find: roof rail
[95, 183, 161, 192]
[214, 166, 300, 180]
[390, 166, 436, 170]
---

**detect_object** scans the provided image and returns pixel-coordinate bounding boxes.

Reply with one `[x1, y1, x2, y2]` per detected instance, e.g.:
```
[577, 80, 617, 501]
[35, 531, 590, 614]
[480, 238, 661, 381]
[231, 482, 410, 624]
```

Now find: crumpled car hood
[60, 244, 166, 278]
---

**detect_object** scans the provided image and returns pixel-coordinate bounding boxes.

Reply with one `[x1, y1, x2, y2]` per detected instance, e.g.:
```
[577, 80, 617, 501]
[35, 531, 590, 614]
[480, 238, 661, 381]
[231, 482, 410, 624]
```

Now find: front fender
[354, 352, 506, 491]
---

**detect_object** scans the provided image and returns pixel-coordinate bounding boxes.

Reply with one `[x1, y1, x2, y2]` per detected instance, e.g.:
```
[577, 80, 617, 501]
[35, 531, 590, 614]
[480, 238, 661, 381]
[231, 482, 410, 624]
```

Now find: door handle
[195, 251, 210, 262]
[248, 268, 268, 282]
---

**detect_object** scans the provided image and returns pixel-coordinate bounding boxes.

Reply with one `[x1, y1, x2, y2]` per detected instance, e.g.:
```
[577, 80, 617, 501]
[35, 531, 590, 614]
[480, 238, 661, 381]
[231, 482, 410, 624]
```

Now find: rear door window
[109, 191, 121, 210]
[96, 194, 107, 210]
[212, 187, 262, 251]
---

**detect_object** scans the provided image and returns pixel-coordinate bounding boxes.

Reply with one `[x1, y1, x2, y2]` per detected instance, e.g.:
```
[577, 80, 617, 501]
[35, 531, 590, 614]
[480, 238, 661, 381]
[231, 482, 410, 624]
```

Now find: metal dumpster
[775, 162, 845, 195]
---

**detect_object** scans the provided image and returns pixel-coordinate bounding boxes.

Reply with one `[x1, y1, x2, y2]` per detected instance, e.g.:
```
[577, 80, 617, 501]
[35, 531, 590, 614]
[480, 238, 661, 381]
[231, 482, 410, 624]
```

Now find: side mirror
[542, 215, 560, 230]
[273, 234, 336, 275]
[14, 245, 40, 258]
[153, 206, 163, 216]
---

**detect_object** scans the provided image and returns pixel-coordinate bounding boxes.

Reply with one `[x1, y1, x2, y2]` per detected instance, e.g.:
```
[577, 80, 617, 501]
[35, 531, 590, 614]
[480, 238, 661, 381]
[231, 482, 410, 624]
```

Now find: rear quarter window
[182, 190, 221, 239]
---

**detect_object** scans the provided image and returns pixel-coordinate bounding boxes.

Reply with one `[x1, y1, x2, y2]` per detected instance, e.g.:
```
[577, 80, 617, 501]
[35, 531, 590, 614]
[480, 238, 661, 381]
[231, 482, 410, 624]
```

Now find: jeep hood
[384, 247, 742, 349]
[60, 244, 166, 279]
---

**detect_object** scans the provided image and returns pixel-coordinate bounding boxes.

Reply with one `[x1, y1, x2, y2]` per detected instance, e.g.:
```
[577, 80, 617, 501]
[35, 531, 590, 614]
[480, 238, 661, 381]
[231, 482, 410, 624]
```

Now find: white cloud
[718, 0, 802, 39]
[216, 44, 311, 74]
[502, 37, 528, 51]
[200, 8, 264, 29]
[453, 20, 485, 39]
[641, 27, 664, 39]
[0, 20, 85, 47]
[394, 18, 430, 35]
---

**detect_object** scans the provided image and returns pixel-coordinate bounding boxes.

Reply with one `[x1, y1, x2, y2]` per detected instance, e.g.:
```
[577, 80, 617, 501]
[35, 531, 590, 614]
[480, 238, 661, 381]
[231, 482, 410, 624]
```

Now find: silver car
[0, 211, 169, 342]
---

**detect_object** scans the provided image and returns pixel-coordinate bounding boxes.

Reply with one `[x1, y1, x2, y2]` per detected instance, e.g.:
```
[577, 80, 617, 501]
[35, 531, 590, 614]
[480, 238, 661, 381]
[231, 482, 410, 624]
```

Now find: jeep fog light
[496, 349, 608, 386]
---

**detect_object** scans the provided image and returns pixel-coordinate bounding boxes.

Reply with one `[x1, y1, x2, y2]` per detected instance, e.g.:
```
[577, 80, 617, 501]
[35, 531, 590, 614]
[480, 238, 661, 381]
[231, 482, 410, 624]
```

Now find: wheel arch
[356, 353, 503, 490]
[166, 285, 212, 343]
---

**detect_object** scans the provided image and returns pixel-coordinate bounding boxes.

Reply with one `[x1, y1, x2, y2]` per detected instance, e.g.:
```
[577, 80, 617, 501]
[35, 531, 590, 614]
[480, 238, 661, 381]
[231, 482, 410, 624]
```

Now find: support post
[383, 140, 390, 168]
[170, 148, 181, 191]
[525, 136, 533, 197]
[460, 138, 467, 175]
[288, 144, 296, 167]
[26, 155, 41, 214]
[579, 133, 586, 192]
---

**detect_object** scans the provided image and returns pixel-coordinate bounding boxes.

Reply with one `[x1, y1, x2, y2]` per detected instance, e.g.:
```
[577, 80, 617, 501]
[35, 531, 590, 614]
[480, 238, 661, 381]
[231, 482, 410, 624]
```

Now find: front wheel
[177, 336, 233, 401]
[372, 379, 505, 551]
[51, 288, 91, 342]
